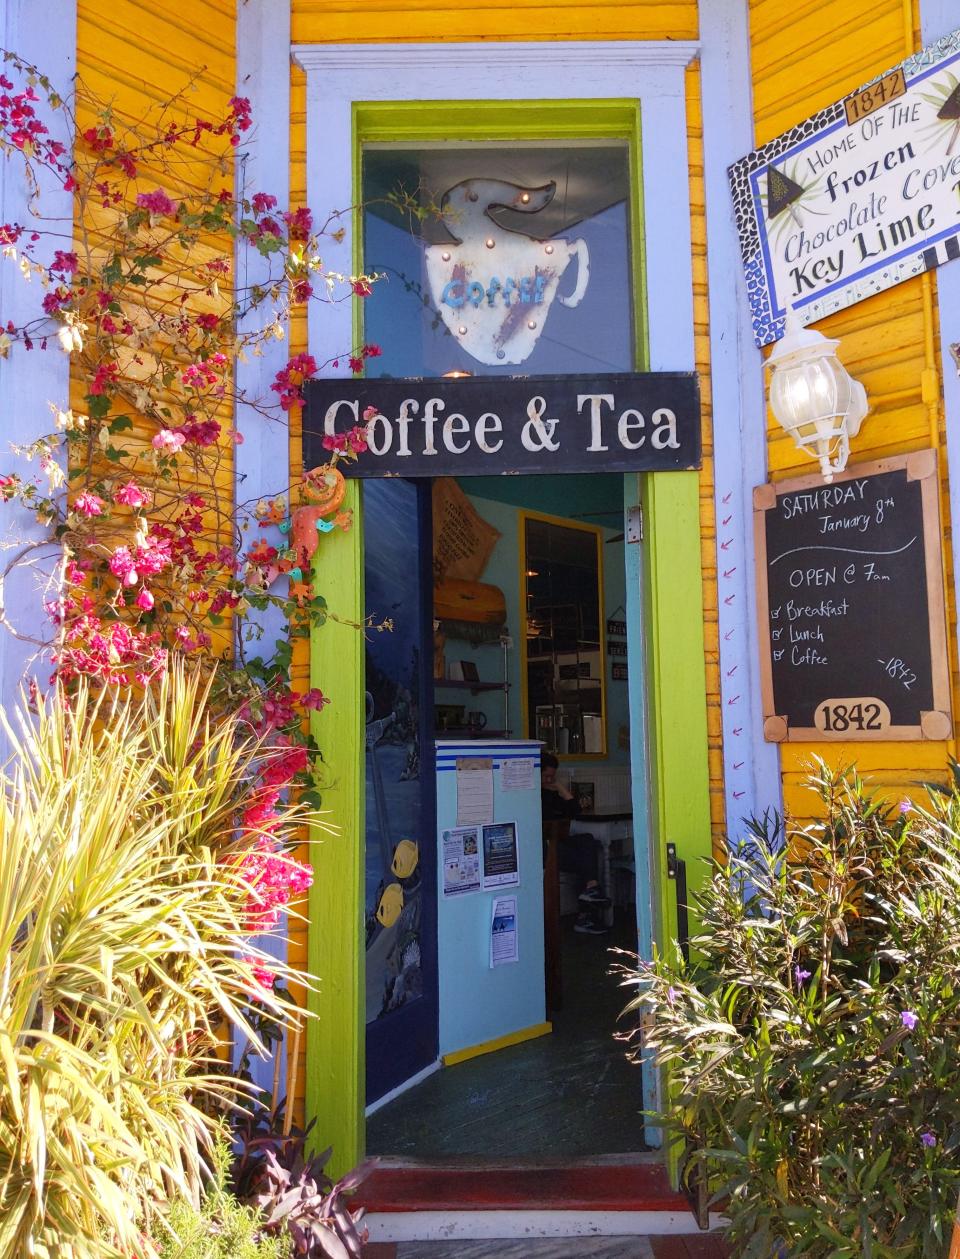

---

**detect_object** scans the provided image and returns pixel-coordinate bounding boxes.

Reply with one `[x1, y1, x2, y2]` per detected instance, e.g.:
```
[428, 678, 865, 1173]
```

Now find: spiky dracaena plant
[621, 763, 960, 1258]
[0, 663, 326, 1259]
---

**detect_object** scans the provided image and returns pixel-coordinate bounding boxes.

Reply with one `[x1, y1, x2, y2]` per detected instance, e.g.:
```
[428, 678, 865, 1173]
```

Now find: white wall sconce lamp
[766, 317, 869, 482]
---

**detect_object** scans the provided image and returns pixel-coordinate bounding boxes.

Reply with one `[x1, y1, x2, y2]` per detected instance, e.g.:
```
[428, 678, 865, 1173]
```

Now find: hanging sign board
[302, 373, 700, 478]
[730, 26, 960, 346]
[753, 451, 951, 742]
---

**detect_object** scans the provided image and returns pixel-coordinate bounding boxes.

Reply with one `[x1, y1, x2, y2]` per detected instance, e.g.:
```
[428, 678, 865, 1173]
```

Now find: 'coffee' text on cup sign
[323, 393, 681, 458]
[440, 274, 549, 308]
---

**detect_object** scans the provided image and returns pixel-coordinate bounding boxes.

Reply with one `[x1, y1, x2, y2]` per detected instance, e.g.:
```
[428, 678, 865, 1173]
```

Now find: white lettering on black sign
[302, 374, 700, 478]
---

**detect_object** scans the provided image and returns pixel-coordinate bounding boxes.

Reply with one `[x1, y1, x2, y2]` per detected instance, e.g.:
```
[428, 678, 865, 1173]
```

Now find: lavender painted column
[234, 0, 292, 1095]
[0, 1, 76, 736]
[699, 0, 783, 835]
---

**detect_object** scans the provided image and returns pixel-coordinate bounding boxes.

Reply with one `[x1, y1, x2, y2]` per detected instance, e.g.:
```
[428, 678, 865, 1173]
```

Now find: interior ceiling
[363, 143, 630, 242]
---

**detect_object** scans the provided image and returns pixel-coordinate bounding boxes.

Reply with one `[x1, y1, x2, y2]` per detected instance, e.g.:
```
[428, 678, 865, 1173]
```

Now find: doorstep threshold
[354, 1159, 690, 1216]
[370, 1151, 660, 1170]
[364, 1209, 728, 1242]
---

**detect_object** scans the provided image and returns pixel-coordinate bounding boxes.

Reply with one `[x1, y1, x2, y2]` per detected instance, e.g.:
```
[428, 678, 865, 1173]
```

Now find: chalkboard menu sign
[753, 451, 951, 742]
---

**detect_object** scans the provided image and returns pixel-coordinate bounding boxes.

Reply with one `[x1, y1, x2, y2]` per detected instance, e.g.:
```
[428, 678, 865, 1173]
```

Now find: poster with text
[481, 821, 520, 890]
[730, 26, 960, 346]
[442, 826, 482, 897]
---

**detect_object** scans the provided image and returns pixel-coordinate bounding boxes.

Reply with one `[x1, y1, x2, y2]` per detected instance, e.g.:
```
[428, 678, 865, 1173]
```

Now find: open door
[363, 479, 438, 1106]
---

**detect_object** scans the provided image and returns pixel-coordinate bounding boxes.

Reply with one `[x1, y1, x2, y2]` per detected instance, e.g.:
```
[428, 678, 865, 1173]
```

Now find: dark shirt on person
[541, 789, 578, 822]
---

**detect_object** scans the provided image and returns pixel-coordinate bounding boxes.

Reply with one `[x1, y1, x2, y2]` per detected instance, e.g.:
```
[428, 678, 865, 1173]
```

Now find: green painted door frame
[306, 100, 712, 1179]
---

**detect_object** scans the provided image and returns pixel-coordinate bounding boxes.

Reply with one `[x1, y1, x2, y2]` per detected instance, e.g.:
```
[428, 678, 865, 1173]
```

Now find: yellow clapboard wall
[73, 1, 238, 658]
[749, 0, 959, 821]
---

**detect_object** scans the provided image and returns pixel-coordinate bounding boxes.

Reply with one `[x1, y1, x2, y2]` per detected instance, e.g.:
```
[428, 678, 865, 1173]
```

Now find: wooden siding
[749, 0, 959, 820]
[73, 0, 238, 659]
[291, 0, 697, 44]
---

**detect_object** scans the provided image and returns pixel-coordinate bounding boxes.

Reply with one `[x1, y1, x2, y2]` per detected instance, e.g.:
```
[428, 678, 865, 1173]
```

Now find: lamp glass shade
[767, 326, 868, 481]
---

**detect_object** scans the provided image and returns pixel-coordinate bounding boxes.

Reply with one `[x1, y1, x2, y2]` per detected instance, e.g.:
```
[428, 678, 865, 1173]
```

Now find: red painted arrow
[724, 628, 735, 640]
[733, 726, 742, 736]
[723, 567, 737, 579]
[722, 492, 732, 504]
[733, 790, 746, 800]
[724, 594, 736, 605]
[720, 538, 733, 551]
[727, 694, 741, 705]
[722, 514, 733, 527]
[726, 665, 738, 677]
[733, 760, 744, 770]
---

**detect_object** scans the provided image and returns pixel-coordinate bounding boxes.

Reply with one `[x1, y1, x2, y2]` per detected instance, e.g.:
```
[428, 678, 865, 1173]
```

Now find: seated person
[540, 752, 609, 934]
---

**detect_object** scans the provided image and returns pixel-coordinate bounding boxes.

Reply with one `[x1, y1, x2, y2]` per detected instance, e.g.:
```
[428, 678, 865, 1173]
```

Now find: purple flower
[666, 986, 677, 1006]
[901, 1010, 918, 1031]
[794, 965, 812, 988]
[921, 1131, 936, 1148]
[899, 798, 913, 814]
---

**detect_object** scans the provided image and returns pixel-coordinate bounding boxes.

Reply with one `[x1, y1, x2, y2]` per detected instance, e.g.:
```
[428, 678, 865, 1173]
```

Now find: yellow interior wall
[749, 0, 958, 819]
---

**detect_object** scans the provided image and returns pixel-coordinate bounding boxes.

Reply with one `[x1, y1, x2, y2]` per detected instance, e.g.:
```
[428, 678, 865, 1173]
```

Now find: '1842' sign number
[814, 697, 892, 735]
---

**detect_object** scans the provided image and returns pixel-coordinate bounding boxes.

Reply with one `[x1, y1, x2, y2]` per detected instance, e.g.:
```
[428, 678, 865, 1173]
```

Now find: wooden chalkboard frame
[753, 450, 952, 743]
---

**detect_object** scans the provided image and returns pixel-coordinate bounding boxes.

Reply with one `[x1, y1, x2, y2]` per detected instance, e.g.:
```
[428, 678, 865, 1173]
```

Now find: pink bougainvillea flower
[108, 546, 138, 586]
[89, 362, 119, 396]
[271, 353, 317, 411]
[73, 492, 105, 517]
[135, 188, 179, 217]
[251, 191, 278, 214]
[237, 841, 314, 933]
[50, 250, 78, 274]
[114, 481, 151, 508]
[177, 417, 221, 447]
[135, 588, 154, 611]
[261, 744, 310, 787]
[301, 688, 330, 712]
[283, 206, 313, 240]
[152, 428, 186, 453]
[241, 955, 276, 994]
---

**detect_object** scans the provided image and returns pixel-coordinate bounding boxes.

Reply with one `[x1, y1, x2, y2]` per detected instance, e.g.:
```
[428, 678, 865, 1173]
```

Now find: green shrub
[154, 1141, 291, 1259]
[0, 666, 315, 1258]
[622, 763, 960, 1258]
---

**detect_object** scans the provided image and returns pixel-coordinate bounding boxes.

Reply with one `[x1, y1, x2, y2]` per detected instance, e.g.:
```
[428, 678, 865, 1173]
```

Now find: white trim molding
[291, 39, 701, 376]
[294, 40, 698, 83]
[0, 0, 76, 731]
[699, 0, 783, 835]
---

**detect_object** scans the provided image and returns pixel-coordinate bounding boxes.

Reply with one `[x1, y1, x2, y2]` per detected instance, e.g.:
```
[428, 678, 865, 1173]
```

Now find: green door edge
[305, 98, 713, 1185]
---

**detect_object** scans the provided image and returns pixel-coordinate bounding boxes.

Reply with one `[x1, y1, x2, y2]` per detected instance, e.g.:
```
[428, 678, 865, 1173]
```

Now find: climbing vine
[0, 49, 379, 767]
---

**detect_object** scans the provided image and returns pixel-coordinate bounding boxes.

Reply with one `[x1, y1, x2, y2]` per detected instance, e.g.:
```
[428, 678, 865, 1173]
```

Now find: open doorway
[364, 471, 648, 1161]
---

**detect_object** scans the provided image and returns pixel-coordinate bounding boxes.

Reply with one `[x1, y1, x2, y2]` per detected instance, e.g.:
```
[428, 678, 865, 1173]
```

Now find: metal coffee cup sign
[302, 373, 701, 478]
[730, 25, 960, 346]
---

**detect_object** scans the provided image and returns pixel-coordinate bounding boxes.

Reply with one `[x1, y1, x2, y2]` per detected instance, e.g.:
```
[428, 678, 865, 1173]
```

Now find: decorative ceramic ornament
[425, 178, 589, 366]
